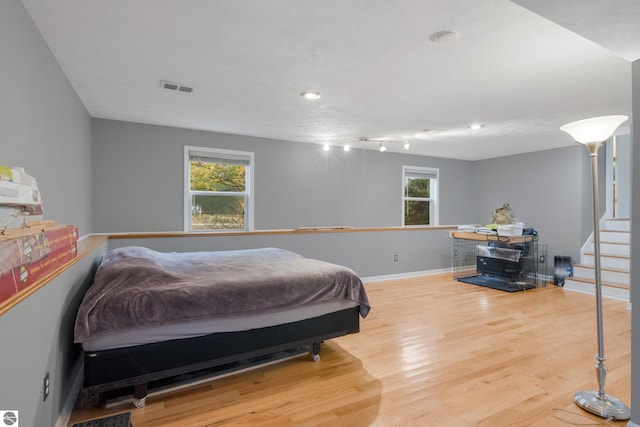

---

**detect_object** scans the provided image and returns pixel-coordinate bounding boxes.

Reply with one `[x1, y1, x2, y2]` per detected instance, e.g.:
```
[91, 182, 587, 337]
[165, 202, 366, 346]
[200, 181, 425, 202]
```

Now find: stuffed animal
[491, 203, 516, 224]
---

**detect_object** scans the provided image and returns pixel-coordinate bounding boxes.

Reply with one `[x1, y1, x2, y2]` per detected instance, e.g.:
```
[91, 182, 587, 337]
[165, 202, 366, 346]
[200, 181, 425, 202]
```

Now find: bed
[74, 246, 370, 407]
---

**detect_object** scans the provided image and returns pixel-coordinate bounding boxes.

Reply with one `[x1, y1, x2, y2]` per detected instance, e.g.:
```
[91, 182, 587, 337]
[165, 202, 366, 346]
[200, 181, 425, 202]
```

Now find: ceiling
[20, 0, 639, 161]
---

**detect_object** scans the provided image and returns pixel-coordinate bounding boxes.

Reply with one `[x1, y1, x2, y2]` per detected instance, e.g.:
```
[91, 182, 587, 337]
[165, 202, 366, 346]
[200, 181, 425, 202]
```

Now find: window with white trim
[402, 166, 439, 226]
[184, 146, 254, 231]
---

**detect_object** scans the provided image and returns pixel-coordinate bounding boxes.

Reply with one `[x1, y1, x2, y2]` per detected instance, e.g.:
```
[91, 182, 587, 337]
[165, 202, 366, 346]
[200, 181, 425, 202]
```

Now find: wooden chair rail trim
[106, 225, 457, 239]
[0, 226, 456, 315]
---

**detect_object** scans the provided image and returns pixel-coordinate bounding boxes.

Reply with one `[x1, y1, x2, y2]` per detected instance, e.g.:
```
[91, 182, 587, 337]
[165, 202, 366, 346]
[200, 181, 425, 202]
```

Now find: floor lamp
[560, 115, 630, 420]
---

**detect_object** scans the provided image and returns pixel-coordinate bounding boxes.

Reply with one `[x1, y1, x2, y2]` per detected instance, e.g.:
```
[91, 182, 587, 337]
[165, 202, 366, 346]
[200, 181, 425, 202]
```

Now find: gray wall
[0, 1, 94, 426]
[108, 229, 455, 279]
[630, 58, 639, 426]
[471, 145, 592, 264]
[0, 245, 105, 427]
[92, 119, 475, 233]
[613, 134, 631, 218]
[93, 119, 597, 269]
[1, 0, 92, 235]
[92, 119, 475, 277]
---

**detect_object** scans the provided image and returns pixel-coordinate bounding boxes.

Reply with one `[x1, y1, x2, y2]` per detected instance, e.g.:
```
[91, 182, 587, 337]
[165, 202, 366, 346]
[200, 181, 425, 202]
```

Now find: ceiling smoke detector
[429, 30, 459, 44]
[160, 81, 194, 93]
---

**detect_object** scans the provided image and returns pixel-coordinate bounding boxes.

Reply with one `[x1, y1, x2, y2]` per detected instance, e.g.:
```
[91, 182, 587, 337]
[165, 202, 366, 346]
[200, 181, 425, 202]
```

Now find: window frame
[402, 165, 439, 227]
[184, 145, 255, 232]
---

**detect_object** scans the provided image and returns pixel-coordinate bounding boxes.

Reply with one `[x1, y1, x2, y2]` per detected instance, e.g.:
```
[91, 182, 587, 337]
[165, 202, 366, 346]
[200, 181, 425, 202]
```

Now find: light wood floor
[69, 274, 631, 426]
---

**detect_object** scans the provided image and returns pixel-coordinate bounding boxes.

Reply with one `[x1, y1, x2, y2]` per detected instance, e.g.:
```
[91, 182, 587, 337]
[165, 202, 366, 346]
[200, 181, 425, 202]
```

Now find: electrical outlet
[43, 372, 49, 402]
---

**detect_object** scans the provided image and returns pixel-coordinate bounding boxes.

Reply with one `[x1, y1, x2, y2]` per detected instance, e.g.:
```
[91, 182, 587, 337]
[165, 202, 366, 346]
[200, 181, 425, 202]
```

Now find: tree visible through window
[403, 166, 438, 226]
[185, 147, 254, 231]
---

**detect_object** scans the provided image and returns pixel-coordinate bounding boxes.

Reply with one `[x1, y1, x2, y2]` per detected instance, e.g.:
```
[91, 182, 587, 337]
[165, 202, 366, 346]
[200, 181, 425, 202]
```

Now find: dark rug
[72, 412, 131, 427]
[458, 275, 535, 293]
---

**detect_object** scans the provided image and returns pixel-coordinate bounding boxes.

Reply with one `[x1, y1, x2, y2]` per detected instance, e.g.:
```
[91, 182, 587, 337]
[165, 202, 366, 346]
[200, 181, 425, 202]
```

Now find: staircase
[563, 218, 630, 301]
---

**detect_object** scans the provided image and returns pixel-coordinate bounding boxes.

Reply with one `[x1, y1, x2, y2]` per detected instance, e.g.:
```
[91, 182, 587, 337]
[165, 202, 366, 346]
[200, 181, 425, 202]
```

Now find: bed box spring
[81, 306, 360, 406]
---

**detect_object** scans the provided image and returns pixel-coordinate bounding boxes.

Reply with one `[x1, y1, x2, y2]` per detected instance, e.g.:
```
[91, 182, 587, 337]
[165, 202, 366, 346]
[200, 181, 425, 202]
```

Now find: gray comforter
[74, 246, 370, 343]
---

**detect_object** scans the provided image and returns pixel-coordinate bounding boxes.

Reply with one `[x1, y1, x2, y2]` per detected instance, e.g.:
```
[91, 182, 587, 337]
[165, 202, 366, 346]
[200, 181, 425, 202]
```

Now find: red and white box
[0, 226, 78, 304]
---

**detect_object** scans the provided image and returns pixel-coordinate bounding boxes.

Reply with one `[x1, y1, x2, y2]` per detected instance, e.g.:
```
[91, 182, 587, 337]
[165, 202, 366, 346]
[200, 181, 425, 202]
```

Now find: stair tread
[564, 276, 629, 290]
[583, 252, 629, 259]
[578, 219, 630, 292]
[573, 264, 629, 273]
[591, 240, 630, 245]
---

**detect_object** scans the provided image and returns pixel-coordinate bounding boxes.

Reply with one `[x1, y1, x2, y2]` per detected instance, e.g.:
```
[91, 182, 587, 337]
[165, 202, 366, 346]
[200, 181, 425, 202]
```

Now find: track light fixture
[359, 137, 410, 153]
[321, 137, 412, 153]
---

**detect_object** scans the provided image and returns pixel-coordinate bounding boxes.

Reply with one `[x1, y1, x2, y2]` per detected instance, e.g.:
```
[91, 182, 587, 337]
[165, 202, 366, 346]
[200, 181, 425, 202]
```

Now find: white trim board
[54, 369, 83, 427]
[362, 268, 452, 283]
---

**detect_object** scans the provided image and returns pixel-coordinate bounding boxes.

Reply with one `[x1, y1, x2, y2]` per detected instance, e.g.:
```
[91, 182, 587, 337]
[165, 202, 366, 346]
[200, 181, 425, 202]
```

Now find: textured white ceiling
[20, 0, 636, 160]
[513, 0, 640, 62]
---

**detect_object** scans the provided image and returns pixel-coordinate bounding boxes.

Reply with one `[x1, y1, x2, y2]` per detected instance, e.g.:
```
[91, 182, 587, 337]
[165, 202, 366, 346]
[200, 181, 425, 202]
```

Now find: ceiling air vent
[160, 81, 194, 93]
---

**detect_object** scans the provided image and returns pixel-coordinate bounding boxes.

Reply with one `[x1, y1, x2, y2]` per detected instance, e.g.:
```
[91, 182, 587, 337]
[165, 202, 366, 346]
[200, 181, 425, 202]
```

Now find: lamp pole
[560, 115, 630, 421]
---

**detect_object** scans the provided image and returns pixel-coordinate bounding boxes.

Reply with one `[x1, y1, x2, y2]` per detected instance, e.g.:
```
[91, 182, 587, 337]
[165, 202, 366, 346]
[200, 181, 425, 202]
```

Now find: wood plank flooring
[68, 274, 631, 426]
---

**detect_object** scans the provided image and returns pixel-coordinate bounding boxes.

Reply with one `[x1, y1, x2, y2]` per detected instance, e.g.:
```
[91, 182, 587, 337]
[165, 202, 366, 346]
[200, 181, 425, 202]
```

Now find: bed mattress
[75, 246, 370, 348]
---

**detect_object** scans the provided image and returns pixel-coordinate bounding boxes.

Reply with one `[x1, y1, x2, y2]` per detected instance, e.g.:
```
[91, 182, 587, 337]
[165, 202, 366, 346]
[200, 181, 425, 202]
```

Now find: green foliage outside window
[190, 161, 246, 230]
[190, 162, 245, 191]
[404, 177, 431, 226]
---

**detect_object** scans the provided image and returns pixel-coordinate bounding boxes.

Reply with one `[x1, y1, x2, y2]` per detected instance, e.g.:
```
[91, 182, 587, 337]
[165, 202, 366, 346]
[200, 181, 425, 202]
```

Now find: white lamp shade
[560, 115, 628, 144]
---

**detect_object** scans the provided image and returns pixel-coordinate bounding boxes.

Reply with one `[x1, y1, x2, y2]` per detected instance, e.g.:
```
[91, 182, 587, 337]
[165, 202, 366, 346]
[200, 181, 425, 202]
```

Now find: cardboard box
[0, 225, 78, 274]
[0, 232, 49, 276]
[0, 271, 18, 304]
[0, 206, 26, 229]
[0, 242, 78, 304]
[14, 244, 77, 292]
[0, 180, 41, 206]
[45, 226, 79, 252]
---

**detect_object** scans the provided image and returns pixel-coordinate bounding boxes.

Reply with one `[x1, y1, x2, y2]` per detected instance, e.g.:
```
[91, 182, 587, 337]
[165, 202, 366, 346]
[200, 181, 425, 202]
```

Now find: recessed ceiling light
[429, 30, 459, 44]
[322, 143, 331, 151]
[469, 123, 485, 130]
[343, 145, 350, 152]
[301, 91, 322, 100]
[403, 141, 410, 150]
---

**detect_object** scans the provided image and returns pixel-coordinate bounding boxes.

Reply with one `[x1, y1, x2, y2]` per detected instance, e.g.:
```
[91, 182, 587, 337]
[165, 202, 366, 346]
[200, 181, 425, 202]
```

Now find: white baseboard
[54, 368, 83, 427]
[362, 268, 452, 283]
[626, 421, 640, 427]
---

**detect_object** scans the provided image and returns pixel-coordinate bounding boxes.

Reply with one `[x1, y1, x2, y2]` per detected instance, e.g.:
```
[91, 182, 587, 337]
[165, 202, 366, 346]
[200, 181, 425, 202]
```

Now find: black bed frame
[79, 306, 360, 408]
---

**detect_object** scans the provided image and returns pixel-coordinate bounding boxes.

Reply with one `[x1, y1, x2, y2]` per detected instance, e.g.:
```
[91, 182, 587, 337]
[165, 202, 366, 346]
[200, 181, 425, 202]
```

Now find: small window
[402, 166, 439, 226]
[184, 146, 254, 231]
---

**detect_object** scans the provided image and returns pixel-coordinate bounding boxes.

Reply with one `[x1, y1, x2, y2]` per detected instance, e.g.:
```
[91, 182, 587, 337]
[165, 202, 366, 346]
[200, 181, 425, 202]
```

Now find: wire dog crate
[451, 232, 548, 292]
